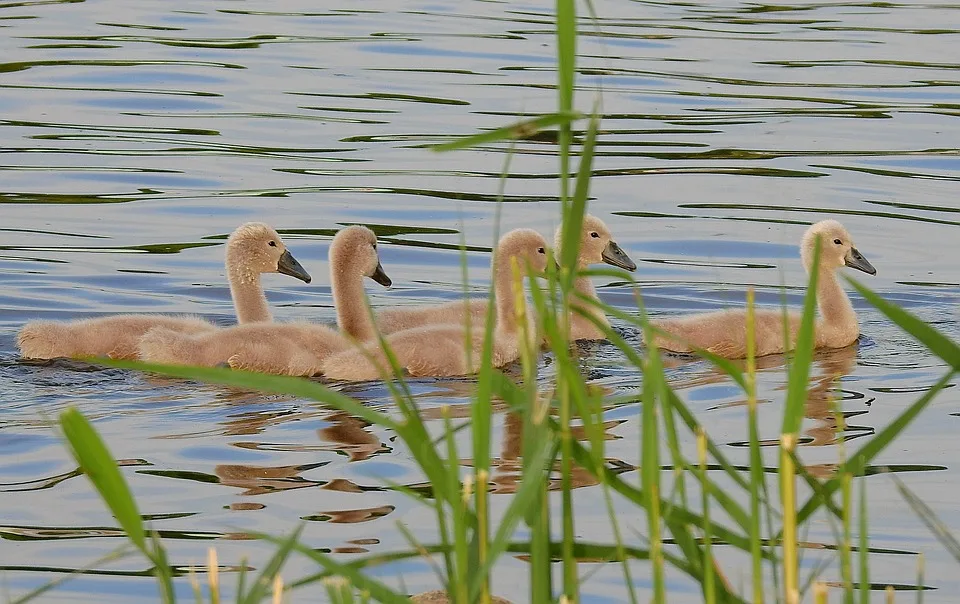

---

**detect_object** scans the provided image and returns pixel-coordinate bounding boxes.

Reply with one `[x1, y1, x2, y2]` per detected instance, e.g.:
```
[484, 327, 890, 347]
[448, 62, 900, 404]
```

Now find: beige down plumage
[17, 222, 311, 360]
[321, 228, 550, 381]
[137, 225, 390, 376]
[647, 220, 876, 359]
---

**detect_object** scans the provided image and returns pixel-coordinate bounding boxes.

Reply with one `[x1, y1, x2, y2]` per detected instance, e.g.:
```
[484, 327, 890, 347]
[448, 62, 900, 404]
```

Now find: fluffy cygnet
[374, 215, 634, 341]
[648, 219, 876, 358]
[138, 225, 390, 376]
[322, 228, 549, 380]
[17, 222, 310, 360]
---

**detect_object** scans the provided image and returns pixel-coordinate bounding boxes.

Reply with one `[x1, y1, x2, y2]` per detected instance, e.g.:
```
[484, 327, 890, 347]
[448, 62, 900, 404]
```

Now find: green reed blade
[554, 114, 603, 597]
[101, 360, 398, 430]
[468, 435, 558, 602]
[570, 300, 759, 542]
[745, 288, 766, 604]
[471, 142, 513, 481]
[555, 0, 576, 206]
[916, 552, 924, 604]
[590, 292, 748, 391]
[586, 303, 756, 502]
[59, 408, 147, 553]
[431, 112, 581, 152]
[441, 409, 467, 601]
[395, 521, 446, 590]
[793, 370, 955, 527]
[559, 107, 600, 293]
[148, 530, 177, 604]
[600, 479, 640, 604]
[507, 540, 651, 561]
[253, 532, 409, 604]
[239, 525, 303, 604]
[847, 277, 960, 370]
[782, 237, 821, 436]
[859, 480, 870, 604]
[639, 315, 667, 602]
[842, 470, 853, 604]
[59, 407, 176, 603]
[107, 359, 460, 512]
[891, 474, 960, 563]
[697, 431, 716, 604]
[566, 433, 770, 554]
[10, 545, 131, 604]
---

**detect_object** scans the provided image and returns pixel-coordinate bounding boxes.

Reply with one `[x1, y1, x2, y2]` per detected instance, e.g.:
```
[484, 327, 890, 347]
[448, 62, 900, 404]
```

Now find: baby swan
[558, 214, 636, 340]
[648, 219, 876, 359]
[322, 228, 549, 381]
[16, 222, 311, 360]
[374, 214, 634, 338]
[138, 226, 391, 376]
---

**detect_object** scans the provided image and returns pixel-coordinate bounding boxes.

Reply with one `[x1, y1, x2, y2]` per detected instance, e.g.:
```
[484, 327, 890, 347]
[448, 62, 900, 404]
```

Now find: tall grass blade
[891, 475, 960, 562]
[10, 545, 131, 604]
[239, 525, 303, 604]
[782, 237, 821, 436]
[794, 371, 955, 526]
[640, 319, 666, 603]
[59, 407, 175, 603]
[847, 278, 960, 369]
[431, 112, 581, 152]
[208, 547, 221, 604]
[745, 288, 766, 604]
[59, 408, 147, 552]
[698, 430, 716, 604]
[255, 533, 409, 603]
[859, 481, 869, 604]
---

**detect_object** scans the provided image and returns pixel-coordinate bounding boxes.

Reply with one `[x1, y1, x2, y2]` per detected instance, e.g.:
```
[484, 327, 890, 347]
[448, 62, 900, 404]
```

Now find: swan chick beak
[371, 262, 392, 287]
[601, 240, 637, 272]
[277, 250, 312, 283]
[844, 247, 876, 275]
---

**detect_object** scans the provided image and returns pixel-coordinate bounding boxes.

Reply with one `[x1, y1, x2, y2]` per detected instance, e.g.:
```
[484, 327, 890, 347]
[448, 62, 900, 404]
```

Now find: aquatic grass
[860, 480, 870, 604]
[745, 287, 767, 604]
[781, 239, 822, 604]
[59, 407, 176, 604]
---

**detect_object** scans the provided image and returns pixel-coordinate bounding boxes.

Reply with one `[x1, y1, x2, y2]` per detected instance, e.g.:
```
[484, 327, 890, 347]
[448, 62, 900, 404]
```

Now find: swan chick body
[138, 225, 391, 376]
[374, 215, 635, 339]
[17, 222, 311, 360]
[322, 228, 549, 381]
[648, 219, 876, 358]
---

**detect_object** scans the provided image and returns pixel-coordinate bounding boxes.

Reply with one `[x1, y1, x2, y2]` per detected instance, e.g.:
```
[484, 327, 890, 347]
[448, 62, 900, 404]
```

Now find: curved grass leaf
[431, 112, 581, 152]
[60, 408, 147, 552]
[793, 371, 955, 528]
[847, 277, 960, 369]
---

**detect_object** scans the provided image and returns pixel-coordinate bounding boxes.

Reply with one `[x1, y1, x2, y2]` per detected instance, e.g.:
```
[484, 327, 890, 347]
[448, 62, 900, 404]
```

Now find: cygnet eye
[268, 240, 277, 247]
[590, 232, 600, 238]
[537, 247, 545, 254]
[833, 238, 842, 245]
[372, 243, 377, 250]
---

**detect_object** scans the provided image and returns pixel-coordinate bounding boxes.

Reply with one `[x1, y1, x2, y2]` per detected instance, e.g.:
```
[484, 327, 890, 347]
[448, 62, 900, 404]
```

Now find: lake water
[1, 0, 958, 601]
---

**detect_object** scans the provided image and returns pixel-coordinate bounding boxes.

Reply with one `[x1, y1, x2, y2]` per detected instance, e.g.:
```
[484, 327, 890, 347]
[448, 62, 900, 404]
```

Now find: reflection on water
[1, 0, 959, 601]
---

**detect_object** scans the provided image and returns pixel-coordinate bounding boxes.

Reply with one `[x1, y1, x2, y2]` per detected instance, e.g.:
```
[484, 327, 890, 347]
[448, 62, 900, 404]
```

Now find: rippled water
[1, 0, 959, 601]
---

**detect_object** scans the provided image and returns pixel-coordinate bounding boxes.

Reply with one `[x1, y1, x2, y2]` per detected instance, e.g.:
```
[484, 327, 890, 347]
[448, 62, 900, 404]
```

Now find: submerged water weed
[30, 0, 960, 602]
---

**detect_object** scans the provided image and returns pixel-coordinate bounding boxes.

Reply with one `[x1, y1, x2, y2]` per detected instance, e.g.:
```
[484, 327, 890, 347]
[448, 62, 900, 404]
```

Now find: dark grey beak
[277, 249, 311, 283]
[370, 262, 392, 287]
[601, 240, 637, 272]
[845, 247, 876, 276]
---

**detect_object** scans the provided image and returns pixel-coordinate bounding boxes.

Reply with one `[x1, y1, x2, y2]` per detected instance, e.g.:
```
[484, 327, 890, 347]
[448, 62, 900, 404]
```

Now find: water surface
[1, 0, 959, 601]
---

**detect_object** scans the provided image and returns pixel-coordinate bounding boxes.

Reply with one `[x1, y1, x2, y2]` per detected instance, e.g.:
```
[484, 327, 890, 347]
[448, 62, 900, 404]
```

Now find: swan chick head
[801, 220, 876, 275]
[554, 214, 636, 271]
[330, 225, 392, 287]
[226, 222, 312, 283]
[497, 228, 550, 274]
